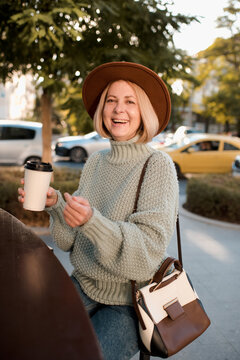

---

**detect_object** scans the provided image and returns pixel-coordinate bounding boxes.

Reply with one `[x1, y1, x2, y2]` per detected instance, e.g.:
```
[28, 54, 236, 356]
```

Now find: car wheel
[24, 156, 41, 164]
[70, 147, 87, 163]
[174, 162, 184, 179]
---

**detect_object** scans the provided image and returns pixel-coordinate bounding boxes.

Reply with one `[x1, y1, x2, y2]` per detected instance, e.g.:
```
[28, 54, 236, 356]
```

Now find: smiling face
[103, 80, 142, 142]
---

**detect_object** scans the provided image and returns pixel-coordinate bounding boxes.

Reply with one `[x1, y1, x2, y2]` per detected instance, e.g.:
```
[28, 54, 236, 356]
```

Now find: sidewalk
[37, 198, 240, 360]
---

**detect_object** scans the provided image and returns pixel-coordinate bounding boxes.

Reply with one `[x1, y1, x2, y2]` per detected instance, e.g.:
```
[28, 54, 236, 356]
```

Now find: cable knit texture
[47, 136, 179, 305]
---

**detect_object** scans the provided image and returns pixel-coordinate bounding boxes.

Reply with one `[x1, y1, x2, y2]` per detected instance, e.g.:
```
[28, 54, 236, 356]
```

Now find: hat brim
[82, 62, 171, 134]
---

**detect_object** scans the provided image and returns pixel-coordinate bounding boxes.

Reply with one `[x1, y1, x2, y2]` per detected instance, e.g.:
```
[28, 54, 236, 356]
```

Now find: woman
[19, 62, 179, 359]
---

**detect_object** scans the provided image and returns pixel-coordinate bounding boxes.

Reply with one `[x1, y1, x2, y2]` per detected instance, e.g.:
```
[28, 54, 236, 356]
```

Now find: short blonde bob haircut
[93, 81, 159, 143]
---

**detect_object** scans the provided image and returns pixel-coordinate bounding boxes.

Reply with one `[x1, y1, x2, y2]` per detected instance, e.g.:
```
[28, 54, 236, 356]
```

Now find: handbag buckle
[163, 298, 184, 320]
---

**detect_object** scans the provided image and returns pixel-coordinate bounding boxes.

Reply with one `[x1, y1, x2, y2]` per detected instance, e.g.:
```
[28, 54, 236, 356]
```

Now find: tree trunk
[204, 117, 209, 133]
[224, 120, 230, 134]
[41, 89, 52, 164]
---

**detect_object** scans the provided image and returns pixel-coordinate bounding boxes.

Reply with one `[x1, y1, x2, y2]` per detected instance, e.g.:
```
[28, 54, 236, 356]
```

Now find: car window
[84, 131, 98, 139]
[182, 144, 199, 153]
[212, 141, 220, 150]
[0, 126, 35, 140]
[223, 142, 239, 151]
[92, 134, 101, 140]
[182, 140, 220, 153]
[197, 141, 219, 151]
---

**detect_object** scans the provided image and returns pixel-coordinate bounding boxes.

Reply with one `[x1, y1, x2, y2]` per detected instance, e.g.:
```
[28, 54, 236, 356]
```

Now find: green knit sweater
[47, 136, 179, 305]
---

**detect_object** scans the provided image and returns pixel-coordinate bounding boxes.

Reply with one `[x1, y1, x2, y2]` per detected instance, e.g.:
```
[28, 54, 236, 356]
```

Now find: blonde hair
[93, 81, 159, 143]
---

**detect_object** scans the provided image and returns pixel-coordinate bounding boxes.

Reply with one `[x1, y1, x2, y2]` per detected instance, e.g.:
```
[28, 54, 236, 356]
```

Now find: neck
[107, 135, 152, 164]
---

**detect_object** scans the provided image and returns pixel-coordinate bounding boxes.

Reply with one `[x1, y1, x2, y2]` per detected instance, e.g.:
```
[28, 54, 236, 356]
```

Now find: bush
[0, 166, 81, 227]
[184, 174, 240, 224]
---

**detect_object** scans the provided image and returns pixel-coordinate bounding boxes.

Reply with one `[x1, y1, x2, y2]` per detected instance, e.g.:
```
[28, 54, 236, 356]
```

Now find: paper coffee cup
[23, 161, 53, 211]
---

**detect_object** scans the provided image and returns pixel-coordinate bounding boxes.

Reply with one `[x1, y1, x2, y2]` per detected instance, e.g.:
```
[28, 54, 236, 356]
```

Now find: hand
[18, 179, 58, 208]
[45, 187, 58, 207]
[17, 178, 25, 205]
[63, 192, 93, 228]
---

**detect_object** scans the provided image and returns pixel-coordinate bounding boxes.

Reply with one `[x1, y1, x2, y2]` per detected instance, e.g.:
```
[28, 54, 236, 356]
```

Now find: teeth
[113, 120, 128, 124]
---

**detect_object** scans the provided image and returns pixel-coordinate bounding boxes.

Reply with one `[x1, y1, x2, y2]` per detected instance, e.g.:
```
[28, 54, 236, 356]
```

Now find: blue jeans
[71, 276, 139, 360]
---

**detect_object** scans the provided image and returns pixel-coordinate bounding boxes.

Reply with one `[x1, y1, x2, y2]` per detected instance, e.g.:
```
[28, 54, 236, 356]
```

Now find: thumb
[72, 196, 90, 206]
[64, 192, 71, 202]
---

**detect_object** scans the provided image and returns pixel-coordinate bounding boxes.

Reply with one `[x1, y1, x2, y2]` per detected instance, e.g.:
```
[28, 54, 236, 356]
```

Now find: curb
[179, 205, 240, 231]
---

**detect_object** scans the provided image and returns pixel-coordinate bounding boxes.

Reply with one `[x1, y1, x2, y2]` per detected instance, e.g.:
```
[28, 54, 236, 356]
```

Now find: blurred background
[1, 6, 240, 359]
[0, 0, 240, 181]
[0, 0, 239, 163]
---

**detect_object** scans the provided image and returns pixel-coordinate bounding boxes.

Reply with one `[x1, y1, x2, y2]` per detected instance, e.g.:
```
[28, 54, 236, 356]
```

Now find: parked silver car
[54, 131, 166, 163]
[0, 120, 42, 165]
[55, 131, 111, 163]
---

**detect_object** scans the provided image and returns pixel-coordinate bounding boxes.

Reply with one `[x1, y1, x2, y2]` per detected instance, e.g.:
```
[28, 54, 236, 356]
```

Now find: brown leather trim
[150, 257, 175, 284]
[133, 155, 153, 213]
[131, 280, 146, 330]
[150, 258, 182, 291]
[149, 273, 179, 292]
[163, 299, 184, 321]
[156, 299, 211, 356]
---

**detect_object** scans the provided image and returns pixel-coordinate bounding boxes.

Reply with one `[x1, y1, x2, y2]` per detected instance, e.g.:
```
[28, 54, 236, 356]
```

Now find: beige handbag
[131, 156, 211, 358]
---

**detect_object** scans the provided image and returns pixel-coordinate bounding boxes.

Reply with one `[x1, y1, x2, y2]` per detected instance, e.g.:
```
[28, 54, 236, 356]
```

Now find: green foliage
[58, 86, 93, 134]
[194, 0, 240, 135]
[184, 174, 240, 224]
[0, 0, 86, 90]
[56, 0, 198, 132]
[52, 167, 81, 194]
[0, 0, 197, 134]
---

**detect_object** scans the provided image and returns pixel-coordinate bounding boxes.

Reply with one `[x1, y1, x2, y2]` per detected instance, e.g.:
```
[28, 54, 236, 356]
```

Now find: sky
[170, 0, 230, 55]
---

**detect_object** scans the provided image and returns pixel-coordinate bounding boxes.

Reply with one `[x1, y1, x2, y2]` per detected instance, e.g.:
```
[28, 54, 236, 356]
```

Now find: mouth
[112, 119, 128, 124]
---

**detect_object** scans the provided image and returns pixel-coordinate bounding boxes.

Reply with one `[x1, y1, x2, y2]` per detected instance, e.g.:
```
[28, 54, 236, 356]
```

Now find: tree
[58, 0, 197, 133]
[0, 0, 197, 161]
[193, 0, 240, 135]
[0, 0, 88, 163]
[215, 0, 240, 135]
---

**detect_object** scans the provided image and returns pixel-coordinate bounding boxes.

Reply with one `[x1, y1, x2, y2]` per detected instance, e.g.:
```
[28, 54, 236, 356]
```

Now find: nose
[114, 101, 125, 113]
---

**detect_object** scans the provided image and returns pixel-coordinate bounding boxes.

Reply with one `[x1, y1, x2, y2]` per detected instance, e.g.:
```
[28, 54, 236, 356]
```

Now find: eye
[106, 98, 115, 103]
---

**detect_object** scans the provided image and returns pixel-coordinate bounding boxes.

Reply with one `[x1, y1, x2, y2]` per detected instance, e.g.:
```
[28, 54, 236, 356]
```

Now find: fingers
[63, 193, 92, 227]
[64, 193, 90, 206]
[46, 187, 58, 207]
[18, 181, 58, 208]
[18, 178, 25, 203]
[18, 194, 24, 203]
[47, 187, 56, 199]
[18, 184, 25, 203]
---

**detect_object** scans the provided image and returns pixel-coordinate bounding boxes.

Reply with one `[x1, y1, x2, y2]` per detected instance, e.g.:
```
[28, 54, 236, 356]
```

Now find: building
[0, 73, 35, 120]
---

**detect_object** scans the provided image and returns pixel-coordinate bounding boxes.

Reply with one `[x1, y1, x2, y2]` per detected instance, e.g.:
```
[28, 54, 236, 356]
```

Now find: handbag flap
[163, 299, 184, 320]
[139, 270, 198, 324]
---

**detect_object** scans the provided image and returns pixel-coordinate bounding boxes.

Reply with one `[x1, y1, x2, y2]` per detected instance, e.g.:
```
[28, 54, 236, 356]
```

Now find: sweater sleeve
[46, 190, 77, 251]
[45, 153, 100, 252]
[79, 152, 179, 281]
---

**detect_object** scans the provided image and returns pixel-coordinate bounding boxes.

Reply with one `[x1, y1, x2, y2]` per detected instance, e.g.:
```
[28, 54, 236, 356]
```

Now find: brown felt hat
[82, 61, 171, 134]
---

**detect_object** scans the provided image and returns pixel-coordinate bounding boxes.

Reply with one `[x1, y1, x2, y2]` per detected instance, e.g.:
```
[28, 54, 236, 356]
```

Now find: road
[53, 158, 84, 169]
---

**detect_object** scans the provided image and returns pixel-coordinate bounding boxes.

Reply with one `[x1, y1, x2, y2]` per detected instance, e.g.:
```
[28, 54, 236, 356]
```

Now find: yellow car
[161, 134, 240, 177]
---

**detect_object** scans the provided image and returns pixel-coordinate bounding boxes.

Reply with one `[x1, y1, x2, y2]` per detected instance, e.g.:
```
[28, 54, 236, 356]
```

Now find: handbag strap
[133, 155, 183, 265]
[130, 155, 183, 330]
[132, 155, 152, 213]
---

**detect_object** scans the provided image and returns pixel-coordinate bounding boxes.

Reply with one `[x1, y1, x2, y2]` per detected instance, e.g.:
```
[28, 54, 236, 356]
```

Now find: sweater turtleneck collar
[107, 135, 153, 164]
